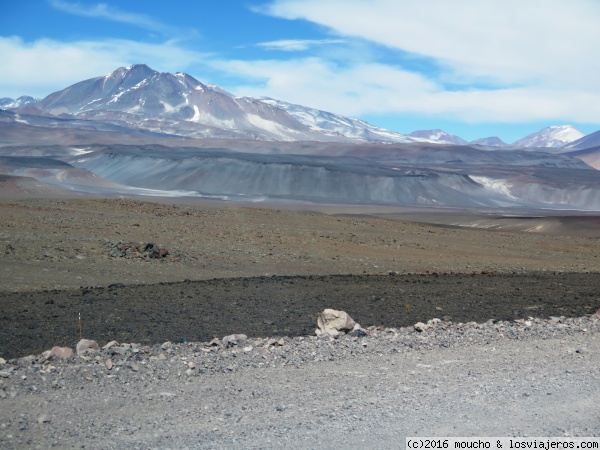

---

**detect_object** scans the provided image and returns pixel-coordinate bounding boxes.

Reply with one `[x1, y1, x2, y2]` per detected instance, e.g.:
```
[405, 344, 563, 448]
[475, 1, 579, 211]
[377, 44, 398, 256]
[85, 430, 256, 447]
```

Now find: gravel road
[0, 315, 598, 449]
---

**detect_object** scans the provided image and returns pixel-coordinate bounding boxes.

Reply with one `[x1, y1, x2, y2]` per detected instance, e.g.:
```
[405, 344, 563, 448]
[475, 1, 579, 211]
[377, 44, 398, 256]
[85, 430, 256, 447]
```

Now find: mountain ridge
[0, 64, 594, 147]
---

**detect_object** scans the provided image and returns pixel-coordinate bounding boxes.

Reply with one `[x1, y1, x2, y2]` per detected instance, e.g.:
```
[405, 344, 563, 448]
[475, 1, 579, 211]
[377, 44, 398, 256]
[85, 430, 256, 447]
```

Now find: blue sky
[1, 0, 599, 143]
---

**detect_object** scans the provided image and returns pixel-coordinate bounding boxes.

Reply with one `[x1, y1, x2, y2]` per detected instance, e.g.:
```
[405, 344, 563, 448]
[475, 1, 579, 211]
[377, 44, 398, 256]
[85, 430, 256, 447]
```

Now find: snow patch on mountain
[0, 96, 40, 109]
[256, 97, 417, 143]
[409, 129, 468, 145]
[511, 125, 584, 148]
[562, 129, 600, 149]
[470, 176, 515, 199]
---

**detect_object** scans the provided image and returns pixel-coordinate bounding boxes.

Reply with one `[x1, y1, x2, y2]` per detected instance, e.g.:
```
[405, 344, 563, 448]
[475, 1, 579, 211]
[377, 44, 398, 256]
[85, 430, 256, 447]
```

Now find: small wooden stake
[79, 312, 82, 340]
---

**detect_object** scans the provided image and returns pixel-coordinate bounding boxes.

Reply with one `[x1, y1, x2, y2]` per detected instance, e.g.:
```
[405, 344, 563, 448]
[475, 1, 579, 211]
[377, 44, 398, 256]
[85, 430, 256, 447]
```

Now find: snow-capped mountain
[255, 97, 417, 143]
[409, 129, 468, 145]
[511, 125, 584, 148]
[3, 64, 594, 148]
[470, 137, 507, 147]
[0, 96, 39, 109]
[35, 64, 341, 142]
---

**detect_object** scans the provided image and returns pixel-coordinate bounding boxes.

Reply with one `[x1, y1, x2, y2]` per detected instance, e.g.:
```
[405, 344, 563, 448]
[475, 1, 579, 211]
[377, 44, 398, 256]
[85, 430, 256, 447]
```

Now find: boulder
[316, 309, 356, 336]
[76, 339, 99, 356]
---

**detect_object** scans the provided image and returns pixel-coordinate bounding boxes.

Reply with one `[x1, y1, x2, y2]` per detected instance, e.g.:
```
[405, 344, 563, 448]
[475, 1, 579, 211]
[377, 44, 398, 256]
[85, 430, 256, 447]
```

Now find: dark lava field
[1, 272, 598, 359]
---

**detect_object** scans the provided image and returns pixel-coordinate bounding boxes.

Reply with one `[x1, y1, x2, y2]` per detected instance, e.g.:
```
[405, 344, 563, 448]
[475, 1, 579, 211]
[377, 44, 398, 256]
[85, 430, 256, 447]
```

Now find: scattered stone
[51, 346, 73, 359]
[0, 358, 5, 365]
[105, 360, 113, 370]
[187, 362, 196, 370]
[243, 346, 253, 352]
[159, 392, 176, 398]
[207, 338, 221, 347]
[76, 339, 99, 356]
[349, 328, 368, 338]
[105, 241, 171, 260]
[223, 334, 248, 347]
[102, 340, 119, 350]
[0, 371, 9, 378]
[185, 368, 194, 377]
[161, 341, 172, 350]
[37, 414, 50, 424]
[414, 322, 428, 332]
[316, 309, 356, 336]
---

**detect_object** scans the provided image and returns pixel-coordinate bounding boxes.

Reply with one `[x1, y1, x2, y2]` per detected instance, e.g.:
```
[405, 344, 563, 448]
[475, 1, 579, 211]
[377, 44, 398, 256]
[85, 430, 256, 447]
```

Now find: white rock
[222, 334, 248, 347]
[102, 340, 119, 350]
[414, 322, 428, 332]
[76, 339, 99, 356]
[316, 309, 356, 336]
[51, 346, 73, 358]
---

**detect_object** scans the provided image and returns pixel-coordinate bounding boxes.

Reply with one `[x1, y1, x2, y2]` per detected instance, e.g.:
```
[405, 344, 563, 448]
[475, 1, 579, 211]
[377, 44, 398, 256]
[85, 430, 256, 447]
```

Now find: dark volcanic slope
[1, 273, 598, 359]
[67, 145, 600, 209]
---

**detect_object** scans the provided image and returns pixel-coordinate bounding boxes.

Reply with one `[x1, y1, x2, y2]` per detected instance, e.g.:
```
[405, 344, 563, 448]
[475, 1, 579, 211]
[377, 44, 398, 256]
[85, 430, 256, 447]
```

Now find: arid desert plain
[0, 195, 599, 448]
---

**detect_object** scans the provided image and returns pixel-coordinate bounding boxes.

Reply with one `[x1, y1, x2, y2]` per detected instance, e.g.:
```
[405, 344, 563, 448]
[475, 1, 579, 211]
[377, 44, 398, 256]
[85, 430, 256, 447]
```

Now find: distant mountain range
[0, 64, 595, 149]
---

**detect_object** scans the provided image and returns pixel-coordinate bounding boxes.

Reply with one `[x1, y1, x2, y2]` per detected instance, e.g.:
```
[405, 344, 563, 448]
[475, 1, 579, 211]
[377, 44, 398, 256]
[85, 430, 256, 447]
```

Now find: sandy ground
[1, 198, 599, 293]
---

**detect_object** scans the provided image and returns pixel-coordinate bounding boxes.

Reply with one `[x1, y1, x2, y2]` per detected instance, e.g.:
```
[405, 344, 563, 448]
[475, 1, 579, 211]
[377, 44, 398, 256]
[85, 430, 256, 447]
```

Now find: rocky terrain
[0, 197, 599, 448]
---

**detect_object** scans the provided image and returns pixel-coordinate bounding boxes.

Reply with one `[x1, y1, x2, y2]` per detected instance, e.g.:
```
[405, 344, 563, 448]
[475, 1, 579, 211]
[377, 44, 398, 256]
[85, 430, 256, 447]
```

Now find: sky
[1, 0, 599, 143]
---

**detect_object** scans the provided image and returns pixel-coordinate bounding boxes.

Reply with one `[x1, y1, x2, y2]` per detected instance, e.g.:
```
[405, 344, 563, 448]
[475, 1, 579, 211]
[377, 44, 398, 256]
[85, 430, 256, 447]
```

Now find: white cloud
[246, 0, 600, 124]
[215, 57, 435, 115]
[262, 0, 600, 88]
[256, 39, 345, 51]
[0, 36, 206, 98]
[49, 0, 173, 34]
[214, 56, 600, 124]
